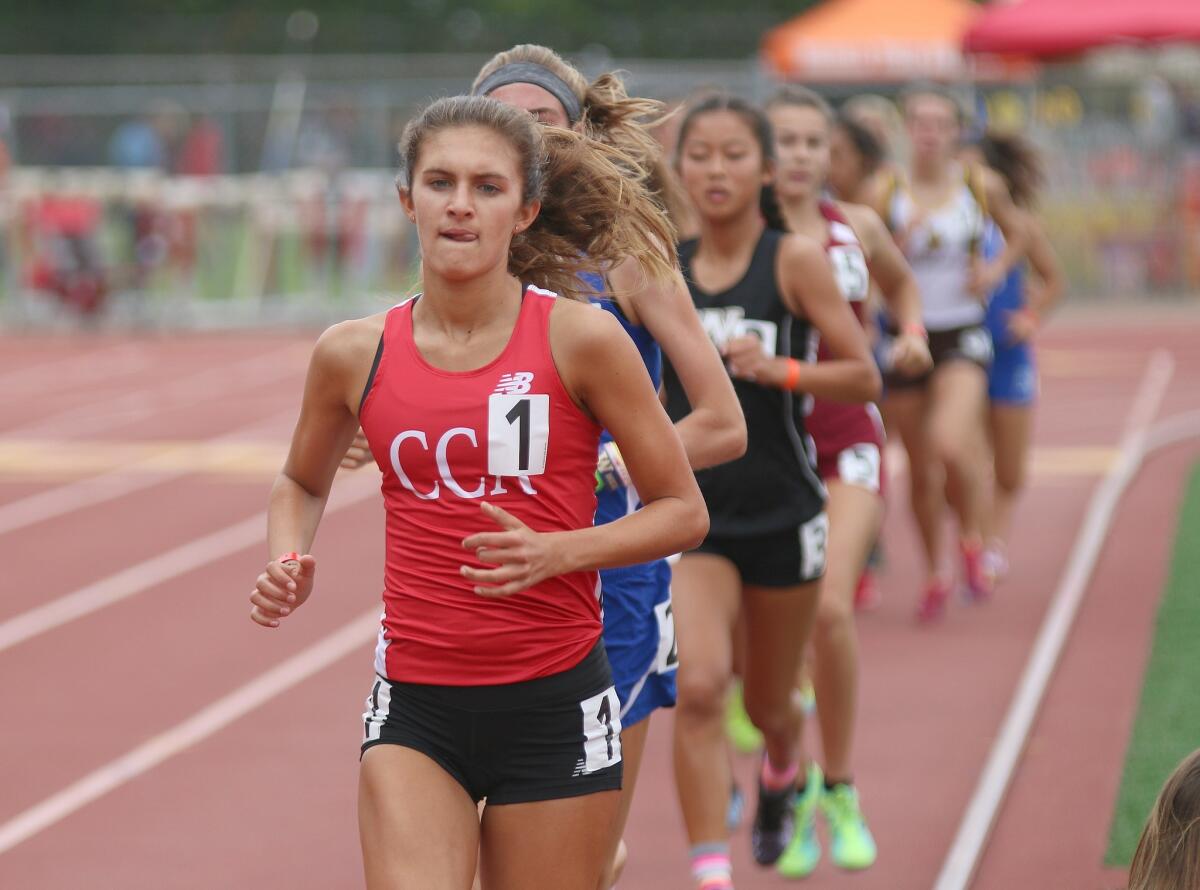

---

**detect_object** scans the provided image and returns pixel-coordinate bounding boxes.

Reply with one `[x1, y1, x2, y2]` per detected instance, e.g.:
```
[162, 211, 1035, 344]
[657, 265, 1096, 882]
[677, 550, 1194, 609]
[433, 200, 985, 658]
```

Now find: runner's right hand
[249, 554, 317, 628]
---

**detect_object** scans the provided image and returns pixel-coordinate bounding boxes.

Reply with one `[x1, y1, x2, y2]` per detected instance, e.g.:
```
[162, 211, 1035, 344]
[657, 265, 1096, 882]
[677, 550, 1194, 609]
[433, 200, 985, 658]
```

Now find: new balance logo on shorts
[494, 372, 534, 395]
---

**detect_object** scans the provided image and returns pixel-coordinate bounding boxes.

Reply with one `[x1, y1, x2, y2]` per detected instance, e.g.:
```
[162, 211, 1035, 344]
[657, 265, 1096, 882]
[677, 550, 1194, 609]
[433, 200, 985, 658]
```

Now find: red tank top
[359, 285, 603, 685]
[807, 201, 884, 459]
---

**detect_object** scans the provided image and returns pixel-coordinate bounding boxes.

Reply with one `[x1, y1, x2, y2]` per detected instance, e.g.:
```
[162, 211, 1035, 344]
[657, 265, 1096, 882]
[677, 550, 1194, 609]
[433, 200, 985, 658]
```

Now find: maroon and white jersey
[806, 201, 885, 477]
[359, 286, 603, 685]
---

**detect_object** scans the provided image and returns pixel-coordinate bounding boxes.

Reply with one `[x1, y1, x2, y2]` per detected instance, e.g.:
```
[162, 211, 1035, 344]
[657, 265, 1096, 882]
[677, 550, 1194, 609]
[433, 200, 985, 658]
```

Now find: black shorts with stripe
[361, 639, 623, 805]
[691, 511, 829, 587]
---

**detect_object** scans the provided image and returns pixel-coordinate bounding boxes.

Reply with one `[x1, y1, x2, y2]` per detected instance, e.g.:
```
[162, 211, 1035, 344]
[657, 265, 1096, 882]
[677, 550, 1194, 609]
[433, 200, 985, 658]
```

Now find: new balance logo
[494, 372, 534, 395]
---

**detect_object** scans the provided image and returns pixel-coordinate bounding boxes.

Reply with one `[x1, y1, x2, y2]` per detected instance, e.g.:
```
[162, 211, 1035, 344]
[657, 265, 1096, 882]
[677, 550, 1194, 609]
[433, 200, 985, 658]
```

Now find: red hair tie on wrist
[782, 358, 802, 391]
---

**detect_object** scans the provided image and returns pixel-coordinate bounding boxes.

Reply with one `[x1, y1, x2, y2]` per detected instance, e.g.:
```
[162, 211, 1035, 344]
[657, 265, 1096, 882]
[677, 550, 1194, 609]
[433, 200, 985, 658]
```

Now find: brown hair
[767, 85, 833, 122]
[901, 82, 969, 126]
[1128, 749, 1200, 890]
[473, 44, 690, 228]
[833, 113, 885, 179]
[977, 131, 1043, 208]
[399, 95, 676, 301]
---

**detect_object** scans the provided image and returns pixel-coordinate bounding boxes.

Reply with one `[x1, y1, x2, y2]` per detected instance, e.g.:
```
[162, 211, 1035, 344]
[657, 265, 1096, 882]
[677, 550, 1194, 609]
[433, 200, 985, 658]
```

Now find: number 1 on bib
[487, 393, 550, 477]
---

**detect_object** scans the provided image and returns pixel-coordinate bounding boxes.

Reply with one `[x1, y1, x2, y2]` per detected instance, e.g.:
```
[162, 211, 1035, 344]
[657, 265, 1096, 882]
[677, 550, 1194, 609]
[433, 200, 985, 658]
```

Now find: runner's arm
[1024, 212, 1065, 319]
[759, 234, 881, 403]
[608, 256, 746, 470]
[971, 166, 1029, 296]
[268, 321, 373, 560]
[461, 304, 708, 597]
[844, 204, 932, 376]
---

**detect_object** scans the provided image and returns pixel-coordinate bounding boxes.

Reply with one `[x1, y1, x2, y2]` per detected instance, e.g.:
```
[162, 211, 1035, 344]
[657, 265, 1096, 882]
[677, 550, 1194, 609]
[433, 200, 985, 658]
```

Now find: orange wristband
[782, 358, 802, 391]
[901, 322, 928, 340]
[277, 551, 300, 566]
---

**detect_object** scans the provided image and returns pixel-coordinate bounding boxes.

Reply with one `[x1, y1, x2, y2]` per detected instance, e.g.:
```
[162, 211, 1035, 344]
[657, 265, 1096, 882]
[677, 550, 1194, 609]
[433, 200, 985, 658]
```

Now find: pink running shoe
[854, 569, 882, 611]
[960, 539, 994, 602]
[916, 577, 952, 623]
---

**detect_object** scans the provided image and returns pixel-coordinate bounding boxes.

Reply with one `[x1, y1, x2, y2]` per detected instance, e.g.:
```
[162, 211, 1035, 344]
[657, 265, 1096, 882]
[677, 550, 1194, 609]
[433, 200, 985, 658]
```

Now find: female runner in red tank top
[247, 95, 707, 890]
[764, 86, 931, 877]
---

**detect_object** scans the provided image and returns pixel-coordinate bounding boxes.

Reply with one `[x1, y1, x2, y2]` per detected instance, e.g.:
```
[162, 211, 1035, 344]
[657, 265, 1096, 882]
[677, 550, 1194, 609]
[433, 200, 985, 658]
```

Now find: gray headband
[475, 62, 583, 125]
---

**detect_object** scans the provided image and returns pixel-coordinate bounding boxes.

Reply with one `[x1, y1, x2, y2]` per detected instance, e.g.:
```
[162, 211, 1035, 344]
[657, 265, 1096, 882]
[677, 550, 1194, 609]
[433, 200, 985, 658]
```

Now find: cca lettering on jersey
[388, 369, 546, 501]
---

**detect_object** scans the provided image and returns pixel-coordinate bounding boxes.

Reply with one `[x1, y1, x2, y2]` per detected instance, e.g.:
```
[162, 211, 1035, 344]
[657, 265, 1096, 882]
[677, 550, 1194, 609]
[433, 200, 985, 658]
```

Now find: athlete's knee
[742, 687, 797, 740]
[674, 667, 728, 721]
[930, 431, 975, 479]
[994, 460, 1026, 494]
[815, 587, 854, 638]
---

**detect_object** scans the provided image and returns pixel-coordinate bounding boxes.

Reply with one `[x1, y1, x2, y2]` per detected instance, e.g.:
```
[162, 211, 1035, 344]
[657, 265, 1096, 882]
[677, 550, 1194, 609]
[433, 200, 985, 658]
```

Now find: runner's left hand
[340, 429, 373, 470]
[724, 335, 780, 386]
[461, 502, 565, 598]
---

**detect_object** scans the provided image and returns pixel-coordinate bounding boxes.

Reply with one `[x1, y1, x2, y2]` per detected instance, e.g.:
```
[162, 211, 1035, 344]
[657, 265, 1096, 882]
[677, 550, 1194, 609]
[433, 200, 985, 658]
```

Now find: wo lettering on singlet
[697, 307, 779, 356]
[388, 371, 548, 501]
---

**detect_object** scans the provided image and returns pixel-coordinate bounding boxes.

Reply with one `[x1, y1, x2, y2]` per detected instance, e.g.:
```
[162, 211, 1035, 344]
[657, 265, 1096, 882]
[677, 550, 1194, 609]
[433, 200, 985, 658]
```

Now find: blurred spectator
[176, 115, 225, 176]
[108, 100, 186, 170]
[295, 100, 358, 173]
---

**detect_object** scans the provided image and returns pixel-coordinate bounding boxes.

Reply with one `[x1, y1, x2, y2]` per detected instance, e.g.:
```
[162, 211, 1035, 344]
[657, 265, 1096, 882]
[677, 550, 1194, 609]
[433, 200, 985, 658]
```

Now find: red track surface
[1, 313, 1197, 889]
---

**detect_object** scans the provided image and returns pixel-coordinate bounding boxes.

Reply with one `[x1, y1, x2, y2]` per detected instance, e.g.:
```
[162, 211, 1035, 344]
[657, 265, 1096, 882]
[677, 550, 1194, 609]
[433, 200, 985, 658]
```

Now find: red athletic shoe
[854, 569, 881, 611]
[916, 577, 952, 623]
[961, 539, 994, 602]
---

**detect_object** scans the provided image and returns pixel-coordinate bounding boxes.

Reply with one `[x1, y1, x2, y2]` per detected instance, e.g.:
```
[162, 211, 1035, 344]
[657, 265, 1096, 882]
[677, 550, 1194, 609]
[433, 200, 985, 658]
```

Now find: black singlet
[665, 227, 826, 537]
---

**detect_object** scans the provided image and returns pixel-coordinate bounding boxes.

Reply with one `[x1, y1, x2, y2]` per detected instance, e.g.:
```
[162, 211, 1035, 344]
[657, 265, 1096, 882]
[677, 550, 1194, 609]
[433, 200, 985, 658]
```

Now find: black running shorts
[691, 512, 829, 587]
[360, 640, 623, 805]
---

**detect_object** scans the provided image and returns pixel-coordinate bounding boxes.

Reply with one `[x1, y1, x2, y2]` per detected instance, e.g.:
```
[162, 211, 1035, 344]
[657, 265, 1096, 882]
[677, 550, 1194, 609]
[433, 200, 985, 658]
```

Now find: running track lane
[0, 318, 1196, 888]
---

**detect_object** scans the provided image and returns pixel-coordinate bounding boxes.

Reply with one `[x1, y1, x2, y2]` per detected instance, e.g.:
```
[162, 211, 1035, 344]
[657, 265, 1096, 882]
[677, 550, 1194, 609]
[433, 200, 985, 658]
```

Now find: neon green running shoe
[820, 782, 877, 870]
[725, 680, 763, 754]
[776, 762, 822, 879]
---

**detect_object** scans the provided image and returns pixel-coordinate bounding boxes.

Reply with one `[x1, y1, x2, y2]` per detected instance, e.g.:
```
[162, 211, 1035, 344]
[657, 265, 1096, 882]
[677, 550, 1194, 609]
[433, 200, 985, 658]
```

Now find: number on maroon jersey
[828, 245, 869, 303]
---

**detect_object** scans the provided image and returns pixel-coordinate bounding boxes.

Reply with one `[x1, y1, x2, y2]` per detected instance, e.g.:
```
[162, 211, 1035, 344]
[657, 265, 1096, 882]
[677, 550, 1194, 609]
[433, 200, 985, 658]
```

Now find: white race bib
[487, 393, 549, 477]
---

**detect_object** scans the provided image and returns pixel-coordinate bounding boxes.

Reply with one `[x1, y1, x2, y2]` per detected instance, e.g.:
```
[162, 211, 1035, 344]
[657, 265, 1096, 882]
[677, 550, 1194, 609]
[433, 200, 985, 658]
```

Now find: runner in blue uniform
[474, 45, 746, 888]
[971, 132, 1064, 583]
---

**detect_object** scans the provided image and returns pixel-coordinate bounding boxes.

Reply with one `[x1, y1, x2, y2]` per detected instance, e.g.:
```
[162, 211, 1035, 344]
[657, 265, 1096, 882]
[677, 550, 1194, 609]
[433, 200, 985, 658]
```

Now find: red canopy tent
[963, 0, 1200, 58]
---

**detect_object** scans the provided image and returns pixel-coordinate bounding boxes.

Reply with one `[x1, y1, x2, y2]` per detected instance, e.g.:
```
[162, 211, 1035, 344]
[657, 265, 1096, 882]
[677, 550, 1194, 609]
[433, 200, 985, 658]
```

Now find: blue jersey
[581, 271, 664, 525]
[980, 222, 1037, 405]
[982, 221, 1026, 341]
[579, 270, 676, 726]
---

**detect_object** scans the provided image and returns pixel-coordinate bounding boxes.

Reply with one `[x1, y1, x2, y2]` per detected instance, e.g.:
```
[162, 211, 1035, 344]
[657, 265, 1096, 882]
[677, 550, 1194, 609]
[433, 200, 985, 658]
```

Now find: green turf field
[1106, 460, 1200, 865]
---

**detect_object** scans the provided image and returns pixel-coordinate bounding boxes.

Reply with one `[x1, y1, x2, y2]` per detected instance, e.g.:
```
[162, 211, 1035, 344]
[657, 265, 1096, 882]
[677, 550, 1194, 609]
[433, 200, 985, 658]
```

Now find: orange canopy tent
[761, 0, 1025, 82]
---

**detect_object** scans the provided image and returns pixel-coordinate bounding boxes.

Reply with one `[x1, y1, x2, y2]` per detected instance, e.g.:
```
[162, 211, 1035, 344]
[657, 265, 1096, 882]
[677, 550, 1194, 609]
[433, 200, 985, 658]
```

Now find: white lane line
[0, 475, 378, 654]
[2, 342, 305, 439]
[0, 409, 295, 537]
[0, 342, 150, 397]
[0, 608, 379, 855]
[933, 349, 1176, 890]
